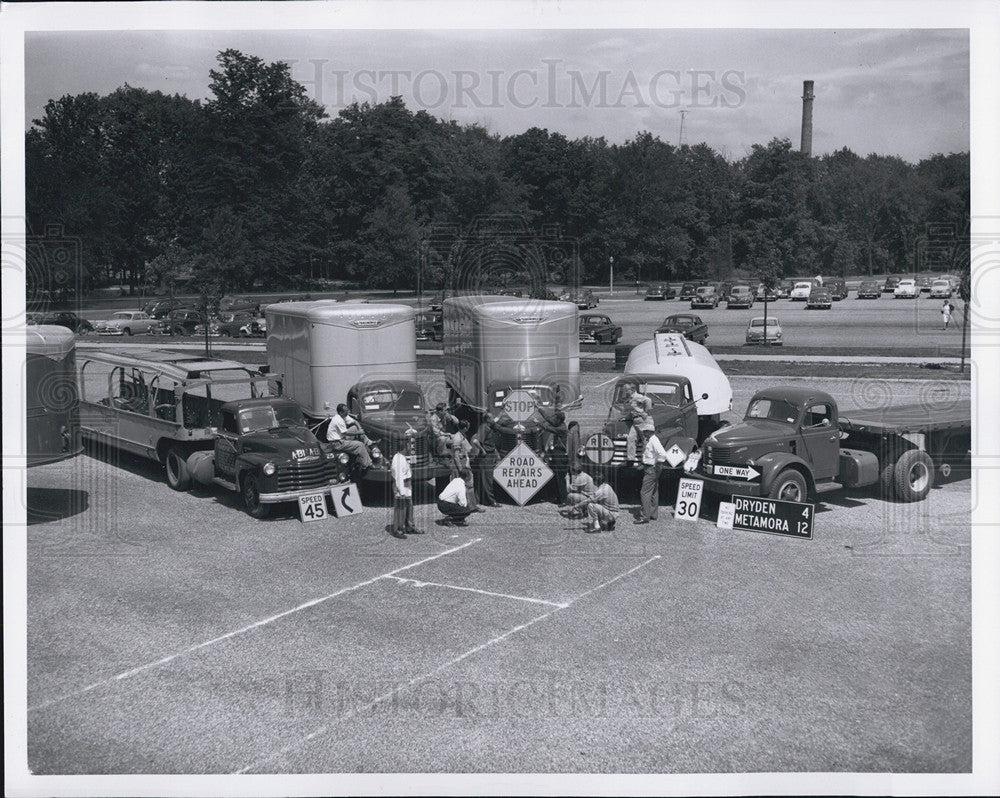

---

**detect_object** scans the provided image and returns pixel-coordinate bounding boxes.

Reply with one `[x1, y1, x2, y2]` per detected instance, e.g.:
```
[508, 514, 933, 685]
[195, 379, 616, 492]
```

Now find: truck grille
[704, 444, 731, 464]
[275, 459, 340, 491]
[497, 428, 542, 455]
[381, 435, 431, 468]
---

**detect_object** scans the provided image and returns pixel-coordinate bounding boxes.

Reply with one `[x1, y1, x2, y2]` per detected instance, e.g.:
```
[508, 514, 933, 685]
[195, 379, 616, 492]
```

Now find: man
[622, 383, 654, 461]
[941, 299, 953, 330]
[470, 417, 501, 507]
[429, 402, 459, 457]
[389, 451, 423, 539]
[326, 403, 373, 470]
[437, 468, 476, 526]
[583, 472, 620, 533]
[564, 463, 596, 514]
[536, 408, 570, 505]
[451, 419, 474, 476]
[636, 429, 669, 524]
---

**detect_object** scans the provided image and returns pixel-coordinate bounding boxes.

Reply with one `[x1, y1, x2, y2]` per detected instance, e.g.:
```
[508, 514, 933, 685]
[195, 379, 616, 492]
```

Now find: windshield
[112, 312, 132, 320]
[746, 398, 800, 424]
[613, 381, 683, 408]
[238, 403, 303, 433]
[359, 387, 424, 413]
[749, 319, 778, 328]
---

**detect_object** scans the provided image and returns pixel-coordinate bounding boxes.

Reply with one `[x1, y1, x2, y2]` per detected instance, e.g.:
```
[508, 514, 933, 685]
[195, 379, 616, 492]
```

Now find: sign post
[493, 442, 554, 506]
[717, 494, 814, 539]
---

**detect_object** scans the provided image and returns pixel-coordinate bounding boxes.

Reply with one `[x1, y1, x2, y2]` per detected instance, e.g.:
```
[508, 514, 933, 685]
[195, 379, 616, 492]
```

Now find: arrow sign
[712, 464, 761, 480]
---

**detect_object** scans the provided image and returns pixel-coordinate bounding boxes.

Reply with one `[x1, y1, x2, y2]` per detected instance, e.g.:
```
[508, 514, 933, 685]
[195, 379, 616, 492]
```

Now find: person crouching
[437, 468, 476, 526]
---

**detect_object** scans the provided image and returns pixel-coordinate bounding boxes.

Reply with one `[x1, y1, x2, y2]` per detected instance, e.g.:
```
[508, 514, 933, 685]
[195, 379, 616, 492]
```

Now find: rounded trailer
[26, 324, 82, 466]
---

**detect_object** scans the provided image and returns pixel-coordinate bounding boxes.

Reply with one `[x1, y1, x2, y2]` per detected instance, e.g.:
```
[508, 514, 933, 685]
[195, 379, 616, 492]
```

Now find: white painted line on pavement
[383, 574, 569, 608]
[236, 554, 661, 774]
[27, 538, 481, 714]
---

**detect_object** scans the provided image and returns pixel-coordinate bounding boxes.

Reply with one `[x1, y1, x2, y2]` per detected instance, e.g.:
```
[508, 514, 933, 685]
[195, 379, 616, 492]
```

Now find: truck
[75, 349, 351, 513]
[27, 324, 82, 466]
[582, 333, 733, 475]
[443, 295, 581, 456]
[265, 301, 449, 483]
[690, 386, 971, 503]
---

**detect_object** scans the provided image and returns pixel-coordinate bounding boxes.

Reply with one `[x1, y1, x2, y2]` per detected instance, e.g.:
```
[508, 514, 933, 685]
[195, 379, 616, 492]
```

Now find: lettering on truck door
[798, 401, 840, 480]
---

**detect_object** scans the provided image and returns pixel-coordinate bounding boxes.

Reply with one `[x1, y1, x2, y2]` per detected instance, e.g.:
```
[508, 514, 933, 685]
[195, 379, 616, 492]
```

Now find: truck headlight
[338, 452, 350, 465]
[263, 462, 276, 476]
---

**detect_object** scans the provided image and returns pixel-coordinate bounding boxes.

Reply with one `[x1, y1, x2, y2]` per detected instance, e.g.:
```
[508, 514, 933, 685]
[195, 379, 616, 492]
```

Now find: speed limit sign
[674, 477, 704, 522]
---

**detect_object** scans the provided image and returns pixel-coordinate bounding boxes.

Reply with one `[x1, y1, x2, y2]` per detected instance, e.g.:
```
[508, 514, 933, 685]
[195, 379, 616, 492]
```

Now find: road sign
[665, 443, 687, 467]
[711, 464, 761, 480]
[297, 492, 329, 523]
[674, 477, 703, 521]
[330, 483, 363, 518]
[725, 494, 814, 539]
[501, 390, 538, 423]
[584, 432, 615, 464]
[493, 441, 553, 506]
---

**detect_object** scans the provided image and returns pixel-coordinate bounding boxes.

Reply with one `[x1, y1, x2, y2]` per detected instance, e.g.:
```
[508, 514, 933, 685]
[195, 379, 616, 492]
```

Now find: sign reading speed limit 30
[674, 477, 704, 521]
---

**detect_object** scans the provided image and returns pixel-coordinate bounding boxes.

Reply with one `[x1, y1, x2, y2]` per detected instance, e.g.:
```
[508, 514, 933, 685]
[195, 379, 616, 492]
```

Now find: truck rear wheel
[768, 469, 807, 502]
[164, 446, 191, 491]
[242, 472, 270, 519]
[879, 463, 896, 500]
[893, 450, 934, 502]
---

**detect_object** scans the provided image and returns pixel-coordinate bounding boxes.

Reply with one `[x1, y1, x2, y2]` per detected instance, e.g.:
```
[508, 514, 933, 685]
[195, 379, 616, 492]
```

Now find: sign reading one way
[501, 390, 538, 423]
[494, 441, 554, 506]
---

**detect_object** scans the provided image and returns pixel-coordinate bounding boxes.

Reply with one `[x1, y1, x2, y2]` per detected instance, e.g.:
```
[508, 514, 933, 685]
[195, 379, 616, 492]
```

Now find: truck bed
[838, 402, 971, 435]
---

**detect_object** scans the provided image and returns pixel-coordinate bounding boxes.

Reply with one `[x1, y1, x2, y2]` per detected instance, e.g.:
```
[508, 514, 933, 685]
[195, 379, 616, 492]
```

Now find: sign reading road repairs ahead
[494, 441, 554, 506]
[718, 494, 814, 539]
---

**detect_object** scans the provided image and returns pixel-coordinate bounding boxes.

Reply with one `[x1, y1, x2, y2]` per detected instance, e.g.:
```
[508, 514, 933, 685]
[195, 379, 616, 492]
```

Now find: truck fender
[186, 450, 216, 486]
[756, 452, 815, 495]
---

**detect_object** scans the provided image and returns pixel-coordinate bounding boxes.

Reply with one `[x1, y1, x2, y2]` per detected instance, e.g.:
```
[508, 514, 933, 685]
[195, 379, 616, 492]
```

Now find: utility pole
[678, 110, 687, 147]
[609, 256, 614, 296]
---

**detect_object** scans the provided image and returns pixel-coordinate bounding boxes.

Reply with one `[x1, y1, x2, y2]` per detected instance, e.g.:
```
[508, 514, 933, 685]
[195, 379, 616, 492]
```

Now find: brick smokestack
[800, 80, 814, 156]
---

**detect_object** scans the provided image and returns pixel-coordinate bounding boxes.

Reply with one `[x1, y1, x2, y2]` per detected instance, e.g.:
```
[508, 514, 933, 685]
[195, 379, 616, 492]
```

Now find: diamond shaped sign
[493, 441, 554, 506]
[500, 389, 538, 423]
[665, 443, 687, 468]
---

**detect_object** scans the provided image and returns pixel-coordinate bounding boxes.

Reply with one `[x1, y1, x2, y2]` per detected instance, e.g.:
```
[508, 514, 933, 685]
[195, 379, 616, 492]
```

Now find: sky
[24, 27, 969, 163]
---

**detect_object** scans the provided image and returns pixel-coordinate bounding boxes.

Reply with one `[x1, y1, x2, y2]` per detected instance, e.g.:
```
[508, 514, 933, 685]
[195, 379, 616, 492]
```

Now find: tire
[164, 446, 191, 491]
[879, 462, 896, 500]
[893, 450, 934, 502]
[768, 469, 808, 502]
[241, 472, 270, 519]
[123, 328, 132, 336]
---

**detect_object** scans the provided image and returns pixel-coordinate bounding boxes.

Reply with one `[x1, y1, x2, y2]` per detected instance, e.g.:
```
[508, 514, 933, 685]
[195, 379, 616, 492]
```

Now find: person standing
[429, 402, 459, 457]
[941, 299, 953, 330]
[537, 408, 569, 505]
[621, 383, 654, 461]
[437, 468, 476, 526]
[471, 417, 500, 507]
[389, 451, 422, 539]
[451, 419, 474, 476]
[636, 430, 669, 524]
[326, 403, 373, 470]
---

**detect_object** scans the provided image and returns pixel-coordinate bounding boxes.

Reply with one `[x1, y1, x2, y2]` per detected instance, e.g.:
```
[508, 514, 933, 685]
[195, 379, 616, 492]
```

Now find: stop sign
[501, 389, 538, 423]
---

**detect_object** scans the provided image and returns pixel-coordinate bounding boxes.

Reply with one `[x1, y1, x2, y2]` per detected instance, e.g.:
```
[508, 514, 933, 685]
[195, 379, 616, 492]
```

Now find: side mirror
[702, 393, 709, 400]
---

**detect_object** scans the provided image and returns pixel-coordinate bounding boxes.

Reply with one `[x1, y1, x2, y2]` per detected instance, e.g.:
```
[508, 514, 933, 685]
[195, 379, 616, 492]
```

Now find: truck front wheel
[893, 450, 934, 502]
[768, 469, 807, 502]
[164, 446, 191, 491]
[242, 472, 271, 519]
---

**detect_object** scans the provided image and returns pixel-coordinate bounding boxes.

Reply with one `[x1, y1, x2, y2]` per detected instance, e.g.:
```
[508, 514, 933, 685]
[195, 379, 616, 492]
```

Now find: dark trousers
[473, 453, 499, 505]
[437, 499, 474, 521]
[640, 462, 663, 520]
[392, 496, 414, 532]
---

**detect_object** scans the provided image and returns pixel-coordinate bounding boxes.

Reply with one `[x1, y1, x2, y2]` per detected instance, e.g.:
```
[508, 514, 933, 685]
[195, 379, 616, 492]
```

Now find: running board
[212, 477, 238, 491]
[814, 481, 842, 494]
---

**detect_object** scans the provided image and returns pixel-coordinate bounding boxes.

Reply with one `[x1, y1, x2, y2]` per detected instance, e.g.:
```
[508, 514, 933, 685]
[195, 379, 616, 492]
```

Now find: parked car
[35, 311, 94, 335]
[754, 283, 779, 302]
[143, 298, 187, 319]
[776, 279, 794, 299]
[219, 295, 260, 315]
[745, 316, 783, 345]
[883, 275, 901, 293]
[826, 278, 847, 301]
[929, 279, 953, 299]
[94, 310, 158, 336]
[856, 280, 881, 299]
[195, 311, 263, 338]
[415, 310, 444, 342]
[726, 285, 755, 309]
[656, 313, 709, 344]
[157, 308, 204, 336]
[690, 286, 720, 309]
[678, 282, 698, 301]
[806, 287, 833, 309]
[579, 313, 623, 345]
[789, 281, 813, 301]
[644, 284, 670, 301]
[894, 279, 918, 299]
[560, 289, 598, 309]
[917, 276, 934, 293]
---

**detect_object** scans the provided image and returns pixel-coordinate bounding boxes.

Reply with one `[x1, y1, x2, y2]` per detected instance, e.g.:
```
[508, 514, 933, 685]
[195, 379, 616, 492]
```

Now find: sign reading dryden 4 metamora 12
[494, 441, 554, 506]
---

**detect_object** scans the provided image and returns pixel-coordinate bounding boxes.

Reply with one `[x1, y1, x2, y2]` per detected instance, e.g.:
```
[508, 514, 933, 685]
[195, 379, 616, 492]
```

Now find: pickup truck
[185, 397, 351, 518]
[690, 386, 970, 503]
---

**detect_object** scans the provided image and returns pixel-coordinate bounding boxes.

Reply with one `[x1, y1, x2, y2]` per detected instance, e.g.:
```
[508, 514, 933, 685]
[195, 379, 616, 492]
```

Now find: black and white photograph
[3, 1, 998, 795]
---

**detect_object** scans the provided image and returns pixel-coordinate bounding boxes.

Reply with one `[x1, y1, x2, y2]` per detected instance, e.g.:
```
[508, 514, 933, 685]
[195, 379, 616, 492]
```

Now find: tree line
[25, 49, 970, 297]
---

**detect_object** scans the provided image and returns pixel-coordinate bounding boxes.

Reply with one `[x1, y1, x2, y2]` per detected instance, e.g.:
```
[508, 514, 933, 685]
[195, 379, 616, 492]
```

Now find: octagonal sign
[494, 442, 553, 506]
[501, 389, 538, 423]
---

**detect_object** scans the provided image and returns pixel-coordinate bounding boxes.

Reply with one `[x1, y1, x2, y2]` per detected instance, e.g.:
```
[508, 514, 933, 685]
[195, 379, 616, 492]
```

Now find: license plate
[297, 492, 329, 523]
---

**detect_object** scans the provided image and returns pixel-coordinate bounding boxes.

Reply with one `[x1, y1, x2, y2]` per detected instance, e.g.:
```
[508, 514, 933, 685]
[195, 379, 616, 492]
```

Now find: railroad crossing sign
[717, 494, 814, 539]
[584, 432, 615, 464]
[501, 389, 538, 423]
[493, 441, 553, 506]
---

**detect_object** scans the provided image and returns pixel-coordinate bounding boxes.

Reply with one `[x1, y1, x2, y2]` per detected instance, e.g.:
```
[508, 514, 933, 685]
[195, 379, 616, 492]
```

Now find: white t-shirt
[391, 452, 412, 498]
[642, 433, 669, 465]
[438, 477, 468, 506]
[326, 413, 354, 442]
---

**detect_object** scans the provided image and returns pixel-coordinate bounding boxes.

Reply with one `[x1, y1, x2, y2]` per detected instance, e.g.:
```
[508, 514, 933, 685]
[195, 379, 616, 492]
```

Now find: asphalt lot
[23, 372, 972, 774]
